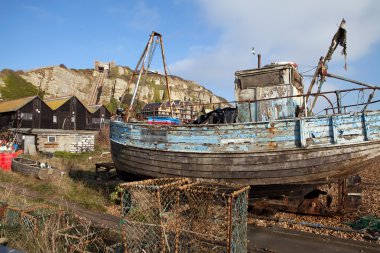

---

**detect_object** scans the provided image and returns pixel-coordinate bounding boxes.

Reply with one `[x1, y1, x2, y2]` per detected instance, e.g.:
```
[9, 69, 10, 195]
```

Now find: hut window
[47, 136, 56, 143]
[20, 113, 33, 120]
[92, 118, 101, 124]
[53, 115, 57, 123]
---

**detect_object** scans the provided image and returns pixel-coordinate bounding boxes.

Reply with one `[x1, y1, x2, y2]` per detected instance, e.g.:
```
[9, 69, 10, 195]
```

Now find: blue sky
[1, 0, 380, 105]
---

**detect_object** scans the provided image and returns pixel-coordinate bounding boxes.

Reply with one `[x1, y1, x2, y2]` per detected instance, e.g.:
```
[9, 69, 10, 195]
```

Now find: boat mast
[305, 19, 347, 114]
[119, 31, 173, 121]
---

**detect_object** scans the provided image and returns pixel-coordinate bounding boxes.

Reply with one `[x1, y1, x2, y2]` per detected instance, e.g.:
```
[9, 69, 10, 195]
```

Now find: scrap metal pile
[120, 178, 250, 253]
[249, 157, 380, 244]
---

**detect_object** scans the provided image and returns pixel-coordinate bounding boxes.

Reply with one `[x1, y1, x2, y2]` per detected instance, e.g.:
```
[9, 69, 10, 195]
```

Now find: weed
[0, 170, 12, 182]
[66, 182, 106, 211]
[53, 151, 92, 160]
[109, 184, 123, 205]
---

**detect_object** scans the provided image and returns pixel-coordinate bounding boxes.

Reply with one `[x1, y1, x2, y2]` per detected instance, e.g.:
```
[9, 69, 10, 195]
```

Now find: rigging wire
[357, 90, 365, 104]
[300, 66, 317, 74]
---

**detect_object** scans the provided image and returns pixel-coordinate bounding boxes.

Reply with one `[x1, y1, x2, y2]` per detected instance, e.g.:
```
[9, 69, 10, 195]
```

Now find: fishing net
[346, 216, 380, 232]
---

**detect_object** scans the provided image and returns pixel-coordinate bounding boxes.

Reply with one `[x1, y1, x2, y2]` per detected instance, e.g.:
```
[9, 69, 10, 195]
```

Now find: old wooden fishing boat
[110, 23, 380, 186]
[11, 157, 54, 180]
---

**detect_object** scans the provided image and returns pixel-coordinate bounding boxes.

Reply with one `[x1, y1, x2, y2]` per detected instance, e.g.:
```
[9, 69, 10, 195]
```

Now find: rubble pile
[249, 158, 380, 244]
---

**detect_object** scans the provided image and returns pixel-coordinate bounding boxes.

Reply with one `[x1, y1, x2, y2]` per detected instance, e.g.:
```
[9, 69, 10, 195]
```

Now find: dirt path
[0, 181, 120, 228]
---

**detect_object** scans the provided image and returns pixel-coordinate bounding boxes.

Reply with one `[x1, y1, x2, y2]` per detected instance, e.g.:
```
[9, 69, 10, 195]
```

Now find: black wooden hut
[86, 105, 111, 129]
[44, 96, 89, 130]
[0, 96, 53, 130]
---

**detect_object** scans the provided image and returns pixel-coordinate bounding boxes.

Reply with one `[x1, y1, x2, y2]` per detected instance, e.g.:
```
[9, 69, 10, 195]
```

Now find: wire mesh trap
[54, 224, 104, 253]
[54, 224, 124, 253]
[0, 200, 7, 220]
[3, 205, 27, 228]
[176, 182, 250, 253]
[20, 205, 59, 232]
[120, 178, 250, 253]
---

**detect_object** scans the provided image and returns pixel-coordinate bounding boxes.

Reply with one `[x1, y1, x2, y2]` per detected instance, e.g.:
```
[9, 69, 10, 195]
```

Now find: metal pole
[119, 40, 150, 109]
[306, 19, 347, 110]
[305, 57, 323, 105]
[258, 54, 261, 68]
[126, 33, 155, 121]
[336, 91, 341, 114]
[326, 73, 377, 89]
[158, 33, 174, 118]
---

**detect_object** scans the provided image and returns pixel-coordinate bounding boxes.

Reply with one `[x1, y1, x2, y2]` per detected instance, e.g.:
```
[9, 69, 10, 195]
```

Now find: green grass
[26, 181, 56, 193]
[0, 165, 107, 212]
[53, 151, 93, 161]
[67, 182, 106, 211]
[0, 72, 45, 99]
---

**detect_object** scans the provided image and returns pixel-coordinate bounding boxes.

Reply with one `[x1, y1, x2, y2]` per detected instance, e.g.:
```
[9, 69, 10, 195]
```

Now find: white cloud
[170, 0, 380, 101]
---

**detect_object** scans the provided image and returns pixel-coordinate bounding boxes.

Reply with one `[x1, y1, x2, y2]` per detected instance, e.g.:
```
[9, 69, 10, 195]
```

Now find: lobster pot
[0, 201, 7, 220]
[120, 178, 249, 253]
[99, 228, 124, 253]
[120, 178, 189, 253]
[122, 219, 176, 253]
[175, 182, 250, 253]
[20, 205, 58, 232]
[120, 178, 190, 224]
[54, 224, 104, 253]
[4, 206, 24, 228]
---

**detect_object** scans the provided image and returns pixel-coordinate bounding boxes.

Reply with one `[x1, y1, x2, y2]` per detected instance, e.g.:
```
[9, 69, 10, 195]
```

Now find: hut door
[100, 106, 105, 128]
[70, 98, 77, 130]
[33, 99, 41, 128]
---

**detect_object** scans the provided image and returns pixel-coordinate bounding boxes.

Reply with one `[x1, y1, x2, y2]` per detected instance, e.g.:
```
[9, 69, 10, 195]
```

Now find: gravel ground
[248, 158, 380, 244]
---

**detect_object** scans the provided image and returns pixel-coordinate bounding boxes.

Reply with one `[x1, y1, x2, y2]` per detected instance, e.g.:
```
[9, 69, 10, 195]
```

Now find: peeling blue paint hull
[110, 111, 380, 185]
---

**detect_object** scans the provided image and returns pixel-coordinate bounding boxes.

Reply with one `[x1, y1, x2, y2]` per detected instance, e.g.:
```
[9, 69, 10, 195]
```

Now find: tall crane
[118, 31, 173, 121]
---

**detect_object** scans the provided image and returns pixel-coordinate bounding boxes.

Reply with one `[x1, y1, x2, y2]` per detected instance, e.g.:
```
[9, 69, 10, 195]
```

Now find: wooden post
[226, 196, 233, 253]
[337, 178, 346, 214]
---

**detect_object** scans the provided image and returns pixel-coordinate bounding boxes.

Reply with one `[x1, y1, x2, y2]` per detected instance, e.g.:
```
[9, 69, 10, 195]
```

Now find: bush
[106, 97, 118, 114]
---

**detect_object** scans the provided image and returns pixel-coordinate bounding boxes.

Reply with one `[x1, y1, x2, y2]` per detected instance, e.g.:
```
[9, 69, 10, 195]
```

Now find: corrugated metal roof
[44, 96, 72, 110]
[0, 96, 37, 113]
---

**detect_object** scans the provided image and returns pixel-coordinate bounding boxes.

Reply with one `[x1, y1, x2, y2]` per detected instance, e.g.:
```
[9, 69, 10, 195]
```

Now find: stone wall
[16, 129, 98, 153]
